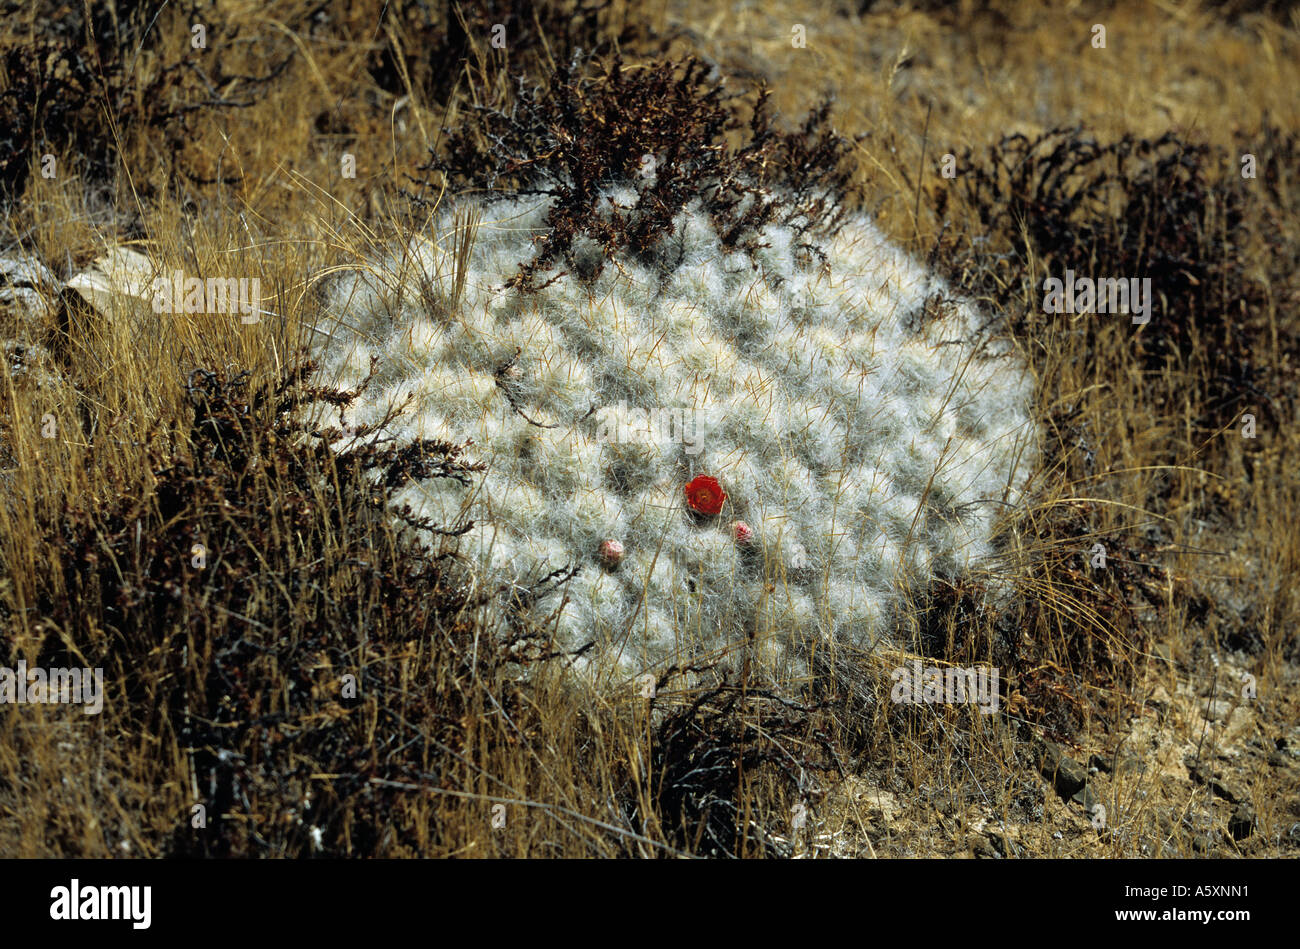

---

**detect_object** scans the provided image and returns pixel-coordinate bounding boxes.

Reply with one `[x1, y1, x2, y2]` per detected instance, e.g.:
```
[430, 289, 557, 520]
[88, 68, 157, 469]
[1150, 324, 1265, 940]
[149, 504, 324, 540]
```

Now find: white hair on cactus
[312, 191, 1035, 683]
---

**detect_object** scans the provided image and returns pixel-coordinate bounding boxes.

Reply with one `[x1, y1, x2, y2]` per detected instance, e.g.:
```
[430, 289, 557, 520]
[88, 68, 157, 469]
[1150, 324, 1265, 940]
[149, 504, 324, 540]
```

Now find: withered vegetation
[0, 0, 296, 201]
[420, 53, 858, 289]
[15, 359, 501, 855]
[950, 126, 1296, 430]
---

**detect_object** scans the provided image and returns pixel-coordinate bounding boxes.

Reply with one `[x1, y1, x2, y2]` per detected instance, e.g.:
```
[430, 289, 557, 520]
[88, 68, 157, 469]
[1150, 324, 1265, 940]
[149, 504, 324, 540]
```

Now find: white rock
[66, 247, 157, 317]
[0, 253, 61, 340]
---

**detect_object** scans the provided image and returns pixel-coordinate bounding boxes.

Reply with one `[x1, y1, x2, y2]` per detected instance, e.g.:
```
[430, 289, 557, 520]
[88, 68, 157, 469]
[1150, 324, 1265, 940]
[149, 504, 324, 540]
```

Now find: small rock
[0, 254, 56, 290]
[66, 247, 157, 317]
[1147, 684, 1173, 712]
[986, 829, 1020, 857]
[1222, 706, 1255, 743]
[837, 779, 900, 824]
[1090, 751, 1142, 778]
[1185, 758, 1248, 804]
[1037, 740, 1089, 799]
[1071, 785, 1101, 811]
[1228, 803, 1256, 841]
[857, 787, 900, 824]
[1202, 699, 1233, 722]
[1089, 753, 1113, 773]
[0, 254, 58, 331]
[1213, 777, 1248, 805]
[1115, 754, 1143, 778]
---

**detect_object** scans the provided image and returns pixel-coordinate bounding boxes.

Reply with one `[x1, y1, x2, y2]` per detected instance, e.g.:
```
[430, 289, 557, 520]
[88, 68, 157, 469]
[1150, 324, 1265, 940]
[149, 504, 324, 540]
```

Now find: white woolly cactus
[314, 191, 1035, 683]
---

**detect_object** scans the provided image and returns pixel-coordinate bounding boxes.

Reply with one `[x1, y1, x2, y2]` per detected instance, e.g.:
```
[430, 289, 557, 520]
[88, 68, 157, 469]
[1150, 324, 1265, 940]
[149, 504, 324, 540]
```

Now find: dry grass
[0, 0, 1296, 857]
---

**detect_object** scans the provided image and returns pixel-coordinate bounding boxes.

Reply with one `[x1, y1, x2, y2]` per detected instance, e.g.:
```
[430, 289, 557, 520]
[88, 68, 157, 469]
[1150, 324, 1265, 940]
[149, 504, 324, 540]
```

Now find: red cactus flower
[684, 475, 727, 516]
[732, 520, 754, 546]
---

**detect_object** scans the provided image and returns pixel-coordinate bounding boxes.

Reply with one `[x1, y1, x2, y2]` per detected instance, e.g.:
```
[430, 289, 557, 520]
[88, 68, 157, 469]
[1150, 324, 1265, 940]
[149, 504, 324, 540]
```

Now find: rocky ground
[808, 650, 1299, 858]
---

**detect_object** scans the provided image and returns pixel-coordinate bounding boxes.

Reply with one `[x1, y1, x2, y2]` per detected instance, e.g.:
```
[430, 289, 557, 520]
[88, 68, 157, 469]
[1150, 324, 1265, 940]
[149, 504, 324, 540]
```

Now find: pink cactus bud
[732, 520, 754, 546]
[598, 538, 624, 568]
